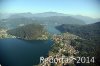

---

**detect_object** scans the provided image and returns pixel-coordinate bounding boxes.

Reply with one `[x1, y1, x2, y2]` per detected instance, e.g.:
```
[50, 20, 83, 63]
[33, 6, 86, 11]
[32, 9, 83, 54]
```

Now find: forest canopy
[7, 24, 45, 40]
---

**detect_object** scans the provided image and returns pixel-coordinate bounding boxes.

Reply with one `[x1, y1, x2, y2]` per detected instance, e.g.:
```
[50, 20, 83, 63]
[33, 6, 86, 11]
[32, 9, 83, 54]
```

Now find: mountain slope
[56, 22, 100, 66]
[0, 13, 86, 29]
[56, 22, 100, 40]
[1, 12, 99, 24]
[7, 24, 45, 40]
[72, 15, 100, 24]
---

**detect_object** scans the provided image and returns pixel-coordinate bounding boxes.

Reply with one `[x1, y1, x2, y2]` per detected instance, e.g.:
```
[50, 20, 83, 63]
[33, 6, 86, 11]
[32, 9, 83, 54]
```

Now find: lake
[0, 38, 53, 66]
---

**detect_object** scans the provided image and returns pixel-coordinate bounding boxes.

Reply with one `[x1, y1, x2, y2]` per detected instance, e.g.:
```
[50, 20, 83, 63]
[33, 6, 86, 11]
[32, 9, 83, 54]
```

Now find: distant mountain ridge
[0, 12, 87, 29]
[72, 15, 100, 24]
[7, 12, 67, 18]
[1, 12, 99, 24]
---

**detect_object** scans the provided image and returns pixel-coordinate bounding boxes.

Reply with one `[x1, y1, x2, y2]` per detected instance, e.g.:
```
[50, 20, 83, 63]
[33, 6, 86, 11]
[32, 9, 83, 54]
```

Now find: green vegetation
[56, 22, 100, 40]
[0, 17, 100, 66]
[56, 22, 100, 66]
[7, 23, 49, 40]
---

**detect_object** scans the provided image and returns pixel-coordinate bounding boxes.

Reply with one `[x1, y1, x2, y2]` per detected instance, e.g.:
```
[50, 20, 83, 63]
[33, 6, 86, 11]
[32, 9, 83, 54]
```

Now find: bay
[0, 38, 53, 66]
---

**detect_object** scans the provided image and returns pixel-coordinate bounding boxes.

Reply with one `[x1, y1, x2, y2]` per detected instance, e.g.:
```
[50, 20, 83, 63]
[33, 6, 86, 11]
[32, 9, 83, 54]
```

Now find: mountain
[0, 13, 12, 19]
[56, 22, 100, 41]
[4, 12, 100, 23]
[0, 17, 40, 29]
[8, 12, 33, 18]
[7, 24, 45, 40]
[1, 12, 99, 24]
[72, 15, 100, 24]
[56, 22, 100, 66]
[36, 16, 85, 25]
[32, 12, 67, 17]
[6, 12, 67, 18]
[0, 12, 86, 30]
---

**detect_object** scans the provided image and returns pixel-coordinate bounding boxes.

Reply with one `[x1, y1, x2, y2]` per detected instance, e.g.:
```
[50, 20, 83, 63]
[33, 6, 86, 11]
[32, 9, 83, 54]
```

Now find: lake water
[0, 39, 53, 66]
[45, 24, 60, 34]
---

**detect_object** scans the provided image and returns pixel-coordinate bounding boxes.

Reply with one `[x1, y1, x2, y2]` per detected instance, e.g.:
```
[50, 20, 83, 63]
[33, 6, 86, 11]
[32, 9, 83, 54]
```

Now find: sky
[0, 0, 100, 18]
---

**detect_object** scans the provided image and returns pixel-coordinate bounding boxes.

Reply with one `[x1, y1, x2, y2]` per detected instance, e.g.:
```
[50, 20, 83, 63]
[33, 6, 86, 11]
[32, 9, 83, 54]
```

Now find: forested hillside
[56, 22, 100, 66]
[7, 24, 47, 40]
[56, 22, 100, 40]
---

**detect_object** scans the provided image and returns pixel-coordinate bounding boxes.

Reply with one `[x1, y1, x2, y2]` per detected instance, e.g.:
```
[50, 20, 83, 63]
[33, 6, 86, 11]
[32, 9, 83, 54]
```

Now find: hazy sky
[0, 0, 100, 18]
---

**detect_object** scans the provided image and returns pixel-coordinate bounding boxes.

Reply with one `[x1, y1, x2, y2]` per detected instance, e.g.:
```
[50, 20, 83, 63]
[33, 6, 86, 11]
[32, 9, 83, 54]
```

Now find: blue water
[0, 38, 53, 66]
[45, 24, 60, 34]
